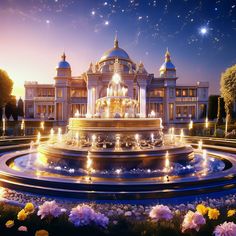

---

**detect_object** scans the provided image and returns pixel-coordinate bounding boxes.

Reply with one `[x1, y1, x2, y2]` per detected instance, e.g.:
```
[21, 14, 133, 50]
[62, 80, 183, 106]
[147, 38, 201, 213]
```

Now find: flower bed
[0, 201, 236, 236]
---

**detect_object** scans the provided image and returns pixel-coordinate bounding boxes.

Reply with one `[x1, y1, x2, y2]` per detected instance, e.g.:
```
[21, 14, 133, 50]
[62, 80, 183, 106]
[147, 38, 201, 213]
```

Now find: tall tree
[220, 64, 236, 123]
[5, 96, 18, 121]
[208, 95, 220, 120]
[0, 69, 13, 110]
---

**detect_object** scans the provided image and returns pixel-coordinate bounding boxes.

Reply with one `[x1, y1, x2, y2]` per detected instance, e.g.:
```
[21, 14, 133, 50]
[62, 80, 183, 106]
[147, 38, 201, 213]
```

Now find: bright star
[91, 11, 95, 15]
[105, 21, 109, 26]
[46, 20, 50, 24]
[199, 27, 208, 35]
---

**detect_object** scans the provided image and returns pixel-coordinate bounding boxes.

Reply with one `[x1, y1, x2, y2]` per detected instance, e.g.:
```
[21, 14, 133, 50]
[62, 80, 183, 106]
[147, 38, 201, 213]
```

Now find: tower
[54, 53, 72, 122]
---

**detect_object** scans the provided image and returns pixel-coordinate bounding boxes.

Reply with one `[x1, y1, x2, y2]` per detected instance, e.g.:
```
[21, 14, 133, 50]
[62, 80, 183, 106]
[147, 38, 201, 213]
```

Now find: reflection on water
[11, 152, 225, 180]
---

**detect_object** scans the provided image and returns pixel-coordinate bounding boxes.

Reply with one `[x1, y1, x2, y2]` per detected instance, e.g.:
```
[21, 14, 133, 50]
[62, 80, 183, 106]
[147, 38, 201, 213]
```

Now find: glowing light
[205, 117, 209, 128]
[40, 121, 45, 130]
[165, 151, 170, 172]
[105, 20, 109, 26]
[21, 119, 25, 130]
[189, 120, 193, 130]
[150, 110, 156, 118]
[199, 27, 208, 35]
[112, 73, 121, 84]
[36, 153, 48, 166]
[91, 11, 95, 15]
[198, 140, 203, 150]
[2, 118, 6, 135]
[46, 19, 50, 24]
[74, 110, 80, 118]
[86, 156, 93, 170]
[57, 128, 62, 143]
[180, 129, 184, 143]
[151, 133, 154, 142]
[75, 132, 79, 146]
[115, 169, 122, 174]
[36, 132, 41, 144]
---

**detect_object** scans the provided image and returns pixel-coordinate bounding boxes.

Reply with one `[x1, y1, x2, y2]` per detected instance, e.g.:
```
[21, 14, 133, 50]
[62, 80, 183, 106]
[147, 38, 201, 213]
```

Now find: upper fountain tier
[95, 59, 138, 118]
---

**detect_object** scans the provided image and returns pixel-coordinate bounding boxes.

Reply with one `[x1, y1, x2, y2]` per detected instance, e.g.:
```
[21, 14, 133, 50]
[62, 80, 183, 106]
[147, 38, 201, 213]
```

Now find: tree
[216, 97, 226, 125]
[17, 97, 24, 117]
[5, 96, 18, 121]
[0, 69, 13, 109]
[220, 64, 236, 123]
[208, 95, 220, 120]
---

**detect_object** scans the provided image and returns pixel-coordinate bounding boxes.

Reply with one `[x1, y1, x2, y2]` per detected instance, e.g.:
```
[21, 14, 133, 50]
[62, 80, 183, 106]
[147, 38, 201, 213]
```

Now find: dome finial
[61, 52, 66, 61]
[165, 48, 171, 62]
[114, 31, 118, 48]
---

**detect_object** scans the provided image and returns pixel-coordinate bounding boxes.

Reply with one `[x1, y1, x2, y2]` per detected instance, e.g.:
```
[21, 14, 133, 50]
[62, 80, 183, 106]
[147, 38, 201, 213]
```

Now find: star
[46, 19, 50, 24]
[104, 20, 109, 26]
[91, 11, 95, 16]
[199, 27, 208, 35]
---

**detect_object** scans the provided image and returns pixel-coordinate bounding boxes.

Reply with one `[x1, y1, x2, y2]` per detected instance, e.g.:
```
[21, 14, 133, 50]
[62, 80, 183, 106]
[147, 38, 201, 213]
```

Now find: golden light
[189, 120, 193, 130]
[40, 121, 45, 130]
[112, 73, 121, 84]
[205, 117, 209, 128]
[74, 109, 80, 118]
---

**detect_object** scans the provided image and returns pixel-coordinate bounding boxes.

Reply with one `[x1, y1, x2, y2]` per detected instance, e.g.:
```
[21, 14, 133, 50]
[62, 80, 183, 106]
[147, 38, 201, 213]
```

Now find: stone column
[137, 78, 147, 118]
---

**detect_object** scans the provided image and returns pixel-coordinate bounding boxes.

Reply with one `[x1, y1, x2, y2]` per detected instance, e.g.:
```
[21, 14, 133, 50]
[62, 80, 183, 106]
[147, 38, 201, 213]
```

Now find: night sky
[0, 0, 235, 97]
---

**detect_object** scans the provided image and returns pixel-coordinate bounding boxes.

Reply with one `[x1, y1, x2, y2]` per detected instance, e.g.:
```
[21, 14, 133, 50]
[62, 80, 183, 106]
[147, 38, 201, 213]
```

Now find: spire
[61, 52, 66, 61]
[114, 31, 118, 48]
[165, 48, 171, 62]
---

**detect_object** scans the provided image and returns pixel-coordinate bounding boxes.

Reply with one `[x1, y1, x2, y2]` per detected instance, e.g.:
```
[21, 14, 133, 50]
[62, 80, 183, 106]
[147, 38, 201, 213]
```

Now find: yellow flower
[227, 209, 236, 217]
[35, 229, 49, 236]
[196, 204, 208, 215]
[5, 220, 14, 228]
[17, 209, 28, 221]
[208, 208, 220, 220]
[24, 202, 35, 214]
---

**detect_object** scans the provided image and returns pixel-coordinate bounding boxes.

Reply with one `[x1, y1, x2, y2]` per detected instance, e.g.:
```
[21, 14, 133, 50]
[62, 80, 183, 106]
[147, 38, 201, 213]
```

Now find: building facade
[24, 37, 209, 124]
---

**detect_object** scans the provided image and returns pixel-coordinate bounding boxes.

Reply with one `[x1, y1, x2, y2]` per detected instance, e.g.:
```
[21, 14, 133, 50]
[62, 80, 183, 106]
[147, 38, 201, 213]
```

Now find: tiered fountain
[0, 72, 235, 199]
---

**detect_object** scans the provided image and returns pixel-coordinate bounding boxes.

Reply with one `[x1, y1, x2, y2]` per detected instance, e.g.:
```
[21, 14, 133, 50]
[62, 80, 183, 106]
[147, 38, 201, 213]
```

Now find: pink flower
[37, 200, 62, 219]
[18, 226, 28, 232]
[182, 211, 206, 233]
[214, 222, 236, 236]
[149, 204, 173, 221]
[69, 204, 109, 228]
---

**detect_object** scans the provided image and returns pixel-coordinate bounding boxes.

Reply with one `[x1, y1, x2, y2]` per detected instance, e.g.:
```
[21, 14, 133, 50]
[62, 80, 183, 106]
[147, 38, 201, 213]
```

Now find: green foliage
[0, 69, 13, 108]
[220, 64, 236, 123]
[208, 95, 220, 120]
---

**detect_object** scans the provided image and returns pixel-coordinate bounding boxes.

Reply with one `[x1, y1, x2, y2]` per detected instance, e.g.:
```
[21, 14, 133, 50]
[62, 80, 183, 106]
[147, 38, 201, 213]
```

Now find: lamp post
[21, 119, 25, 136]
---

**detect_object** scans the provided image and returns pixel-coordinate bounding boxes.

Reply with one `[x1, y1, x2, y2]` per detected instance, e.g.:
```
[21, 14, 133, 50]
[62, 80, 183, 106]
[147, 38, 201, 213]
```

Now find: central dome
[100, 36, 131, 62]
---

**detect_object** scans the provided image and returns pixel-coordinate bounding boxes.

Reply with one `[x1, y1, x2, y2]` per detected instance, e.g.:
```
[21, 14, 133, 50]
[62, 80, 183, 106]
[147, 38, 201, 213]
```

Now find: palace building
[24, 36, 209, 124]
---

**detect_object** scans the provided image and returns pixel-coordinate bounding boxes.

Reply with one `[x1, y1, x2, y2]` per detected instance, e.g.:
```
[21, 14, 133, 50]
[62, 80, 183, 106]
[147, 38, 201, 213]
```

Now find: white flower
[214, 222, 236, 236]
[182, 211, 206, 233]
[149, 204, 173, 221]
[69, 204, 109, 228]
[37, 200, 62, 219]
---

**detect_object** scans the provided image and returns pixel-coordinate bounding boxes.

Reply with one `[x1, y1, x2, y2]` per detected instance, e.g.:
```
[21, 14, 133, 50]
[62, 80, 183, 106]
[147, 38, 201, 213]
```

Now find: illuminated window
[189, 89, 196, 97]
[176, 89, 181, 97]
[57, 88, 63, 98]
[182, 89, 188, 96]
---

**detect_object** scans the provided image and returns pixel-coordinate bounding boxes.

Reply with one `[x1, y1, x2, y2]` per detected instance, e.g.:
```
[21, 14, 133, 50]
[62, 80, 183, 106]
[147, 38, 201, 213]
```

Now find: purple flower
[149, 204, 173, 221]
[182, 211, 206, 233]
[69, 204, 109, 228]
[37, 201, 62, 219]
[214, 222, 236, 236]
